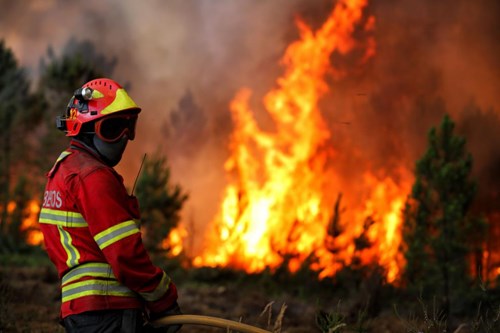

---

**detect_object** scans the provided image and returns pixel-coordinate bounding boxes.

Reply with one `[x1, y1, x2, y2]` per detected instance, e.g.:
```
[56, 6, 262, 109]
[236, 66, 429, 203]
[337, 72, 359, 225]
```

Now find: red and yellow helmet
[57, 78, 141, 137]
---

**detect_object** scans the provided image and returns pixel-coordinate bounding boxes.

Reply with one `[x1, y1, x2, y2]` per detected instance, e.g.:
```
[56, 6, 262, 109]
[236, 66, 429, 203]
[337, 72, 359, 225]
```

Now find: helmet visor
[95, 114, 138, 143]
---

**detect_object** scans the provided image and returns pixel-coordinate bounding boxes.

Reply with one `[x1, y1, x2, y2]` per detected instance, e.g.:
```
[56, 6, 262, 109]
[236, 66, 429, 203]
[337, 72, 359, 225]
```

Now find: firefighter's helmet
[57, 78, 141, 140]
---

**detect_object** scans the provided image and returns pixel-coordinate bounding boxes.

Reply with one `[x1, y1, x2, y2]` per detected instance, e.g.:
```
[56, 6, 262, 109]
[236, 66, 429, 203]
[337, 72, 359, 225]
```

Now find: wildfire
[10, 0, 413, 283]
[188, 0, 411, 281]
[190, 0, 412, 282]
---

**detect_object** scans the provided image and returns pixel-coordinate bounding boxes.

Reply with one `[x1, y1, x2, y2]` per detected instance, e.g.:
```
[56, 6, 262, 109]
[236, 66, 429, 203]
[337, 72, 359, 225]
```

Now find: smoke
[1, 0, 499, 255]
[318, 0, 500, 205]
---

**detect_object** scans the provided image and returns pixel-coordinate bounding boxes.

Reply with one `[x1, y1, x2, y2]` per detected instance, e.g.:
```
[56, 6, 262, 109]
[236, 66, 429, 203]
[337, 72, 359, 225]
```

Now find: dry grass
[259, 301, 288, 333]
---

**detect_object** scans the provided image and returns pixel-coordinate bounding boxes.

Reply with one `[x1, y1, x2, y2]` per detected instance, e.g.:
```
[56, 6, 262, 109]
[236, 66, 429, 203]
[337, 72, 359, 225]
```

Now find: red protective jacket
[38, 140, 177, 318]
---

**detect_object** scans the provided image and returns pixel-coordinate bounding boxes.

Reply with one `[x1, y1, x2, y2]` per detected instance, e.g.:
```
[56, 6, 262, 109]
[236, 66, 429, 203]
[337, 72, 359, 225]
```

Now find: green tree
[0, 40, 39, 245]
[402, 114, 487, 318]
[135, 154, 188, 257]
[36, 39, 116, 173]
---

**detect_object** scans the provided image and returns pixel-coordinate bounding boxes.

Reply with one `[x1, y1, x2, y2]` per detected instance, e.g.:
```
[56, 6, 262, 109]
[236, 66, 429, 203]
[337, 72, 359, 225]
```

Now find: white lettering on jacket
[43, 190, 63, 208]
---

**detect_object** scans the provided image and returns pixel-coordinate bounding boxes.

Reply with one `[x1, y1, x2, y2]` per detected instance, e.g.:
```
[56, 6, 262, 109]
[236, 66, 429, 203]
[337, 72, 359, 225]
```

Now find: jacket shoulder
[67, 149, 111, 178]
[48, 148, 110, 180]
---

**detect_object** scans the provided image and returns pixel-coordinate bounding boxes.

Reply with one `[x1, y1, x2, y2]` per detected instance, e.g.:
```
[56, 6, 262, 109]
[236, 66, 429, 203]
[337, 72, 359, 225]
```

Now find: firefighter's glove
[149, 302, 182, 333]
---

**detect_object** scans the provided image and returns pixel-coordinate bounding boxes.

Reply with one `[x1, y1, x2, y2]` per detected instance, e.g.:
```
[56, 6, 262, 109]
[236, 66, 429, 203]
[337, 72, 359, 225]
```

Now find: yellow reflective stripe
[94, 220, 140, 250]
[139, 271, 171, 302]
[48, 151, 72, 176]
[62, 262, 113, 286]
[56, 151, 72, 163]
[58, 226, 80, 268]
[62, 279, 136, 303]
[39, 208, 87, 227]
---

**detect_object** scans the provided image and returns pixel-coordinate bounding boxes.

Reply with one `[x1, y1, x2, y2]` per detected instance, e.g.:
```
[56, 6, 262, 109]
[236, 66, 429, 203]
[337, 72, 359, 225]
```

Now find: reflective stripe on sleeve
[39, 208, 87, 227]
[56, 151, 72, 163]
[58, 226, 80, 268]
[139, 271, 171, 302]
[62, 279, 136, 303]
[94, 220, 140, 250]
[62, 262, 114, 286]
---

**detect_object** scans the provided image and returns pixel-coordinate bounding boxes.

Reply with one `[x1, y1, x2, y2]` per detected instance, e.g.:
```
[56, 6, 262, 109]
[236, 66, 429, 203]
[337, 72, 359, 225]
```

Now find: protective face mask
[93, 135, 128, 167]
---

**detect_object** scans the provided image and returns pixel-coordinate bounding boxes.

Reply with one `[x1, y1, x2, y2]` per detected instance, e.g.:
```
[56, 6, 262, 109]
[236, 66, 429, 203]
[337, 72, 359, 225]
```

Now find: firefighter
[38, 78, 181, 332]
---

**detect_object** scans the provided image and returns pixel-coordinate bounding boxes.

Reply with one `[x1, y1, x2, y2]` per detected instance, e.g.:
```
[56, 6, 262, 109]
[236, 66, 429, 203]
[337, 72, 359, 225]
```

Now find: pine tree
[135, 154, 188, 257]
[402, 114, 487, 317]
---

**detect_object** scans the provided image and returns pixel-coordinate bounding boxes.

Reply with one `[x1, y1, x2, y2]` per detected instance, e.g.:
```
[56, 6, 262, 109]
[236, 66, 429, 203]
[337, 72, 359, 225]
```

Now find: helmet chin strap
[93, 135, 129, 167]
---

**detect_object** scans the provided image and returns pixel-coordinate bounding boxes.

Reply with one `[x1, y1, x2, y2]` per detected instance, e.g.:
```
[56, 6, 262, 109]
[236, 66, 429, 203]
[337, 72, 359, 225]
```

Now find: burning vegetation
[190, 0, 411, 282]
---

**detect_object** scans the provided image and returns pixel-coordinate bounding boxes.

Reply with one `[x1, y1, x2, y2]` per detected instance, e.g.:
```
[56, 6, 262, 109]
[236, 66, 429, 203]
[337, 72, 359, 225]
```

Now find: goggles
[94, 113, 138, 143]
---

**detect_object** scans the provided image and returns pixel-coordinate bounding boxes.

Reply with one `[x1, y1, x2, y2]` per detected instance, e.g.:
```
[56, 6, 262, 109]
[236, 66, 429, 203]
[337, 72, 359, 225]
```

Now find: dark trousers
[63, 309, 144, 333]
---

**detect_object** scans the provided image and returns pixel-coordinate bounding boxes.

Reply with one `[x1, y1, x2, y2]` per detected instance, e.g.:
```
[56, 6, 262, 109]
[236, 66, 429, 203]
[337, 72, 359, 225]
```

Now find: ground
[0, 264, 321, 332]
[0, 259, 414, 333]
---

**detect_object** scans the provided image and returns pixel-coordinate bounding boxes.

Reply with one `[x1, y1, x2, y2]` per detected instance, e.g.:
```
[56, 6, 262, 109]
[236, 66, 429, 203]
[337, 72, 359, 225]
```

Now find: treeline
[0, 39, 187, 255]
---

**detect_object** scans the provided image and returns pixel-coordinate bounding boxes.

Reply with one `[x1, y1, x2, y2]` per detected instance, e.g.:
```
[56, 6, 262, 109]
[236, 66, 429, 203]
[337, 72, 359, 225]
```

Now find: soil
[0, 265, 407, 333]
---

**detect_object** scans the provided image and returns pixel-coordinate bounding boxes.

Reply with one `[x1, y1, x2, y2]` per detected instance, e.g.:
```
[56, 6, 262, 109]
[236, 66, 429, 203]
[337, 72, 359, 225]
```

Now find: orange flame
[5, 200, 44, 246]
[21, 200, 44, 246]
[162, 224, 188, 257]
[355, 171, 412, 282]
[191, 0, 416, 281]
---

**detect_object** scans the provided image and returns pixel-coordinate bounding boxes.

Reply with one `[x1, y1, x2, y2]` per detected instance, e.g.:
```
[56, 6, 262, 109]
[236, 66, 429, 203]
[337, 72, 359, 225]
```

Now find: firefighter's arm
[76, 167, 178, 315]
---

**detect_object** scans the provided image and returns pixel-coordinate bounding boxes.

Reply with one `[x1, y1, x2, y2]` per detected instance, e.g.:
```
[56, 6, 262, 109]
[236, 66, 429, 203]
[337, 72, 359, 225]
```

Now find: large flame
[191, 0, 412, 281]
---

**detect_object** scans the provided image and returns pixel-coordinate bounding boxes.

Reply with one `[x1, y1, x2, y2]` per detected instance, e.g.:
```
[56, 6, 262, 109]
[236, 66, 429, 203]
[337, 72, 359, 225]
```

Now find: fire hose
[152, 314, 272, 333]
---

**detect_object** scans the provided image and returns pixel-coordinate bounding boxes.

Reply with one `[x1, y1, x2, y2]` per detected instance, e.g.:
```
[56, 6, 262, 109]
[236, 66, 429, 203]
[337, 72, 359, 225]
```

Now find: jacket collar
[69, 139, 107, 165]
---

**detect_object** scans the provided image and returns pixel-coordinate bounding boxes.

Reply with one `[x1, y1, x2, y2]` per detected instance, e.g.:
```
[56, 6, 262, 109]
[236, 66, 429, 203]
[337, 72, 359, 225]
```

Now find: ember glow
[191, 0, 412, 282]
